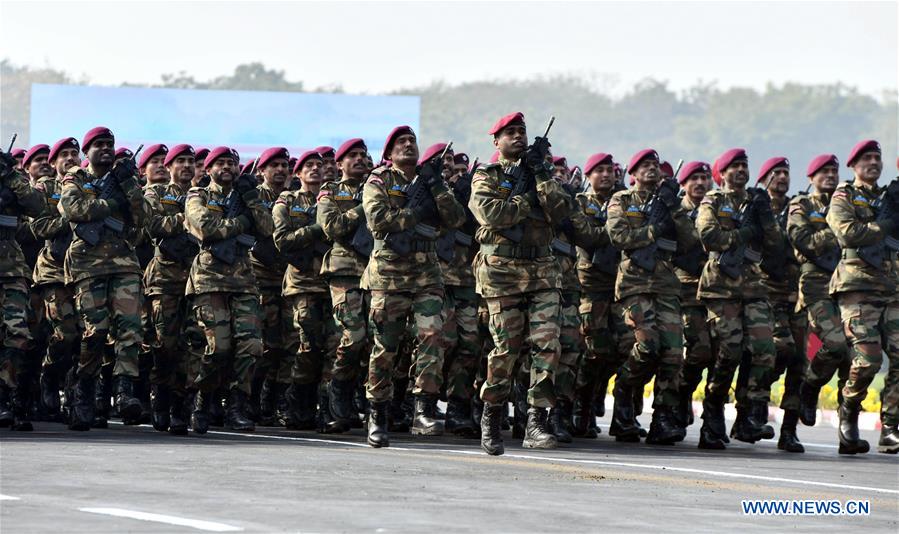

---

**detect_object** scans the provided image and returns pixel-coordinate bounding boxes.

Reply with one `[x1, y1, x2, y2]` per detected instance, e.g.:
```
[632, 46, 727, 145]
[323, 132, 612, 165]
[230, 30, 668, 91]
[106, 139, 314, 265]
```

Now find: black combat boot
[571, 387, 594, 438]
[113, 375, 143, 425]
[0, 383, 13, 428]
[523, 407, 558, 449]
[838, 397, 869, 454]
[753, 401, 775, 439]
[471, 396, 485, 436]
[11, 378, 34, 431]
[351, 383, 367, 429]
[328, 377, 356, 424]
[595, 375, 610, 418]
[633, 391, 648, 438]
[191, 390, 212, 435]
[511, 380, 528, 439]
[317, 390, 346, 434]
[225, 388, 255, 432]
[798, 382, 820, 427]
[284, 383, 317, 430]
[150, 385, 171, 432]
[93, 374, 110, 428]
[698, 398, 726, 450]
[549, 399, 573, 443]
[777, 409, 804, 453]
[411, 395, 445, 436]
[609, 382, 640, 442]
[40, 368, 62, 420]
[678, 387, 696, 428]
[480, 404, 505, 456]
[445, 397, 477, 438]
[69, 376, 95, 431]
[275, 382, 291, 427]
[878, 424, 899, 454]
[388, 379, 410, 432]
[730, 405, 758, 443]
[209, 387, 226, 427]
[646, 406, 685, 445]
[367, 400, 390, 448]
[257, 378, 276, 426]
[168, 393, 189, 435]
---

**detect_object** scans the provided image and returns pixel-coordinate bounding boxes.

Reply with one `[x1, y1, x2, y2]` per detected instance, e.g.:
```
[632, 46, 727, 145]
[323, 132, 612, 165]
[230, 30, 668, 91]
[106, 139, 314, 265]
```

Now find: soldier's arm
[826, 188, 888, 247]
[59, 170, 112, 222]
[433, 185, 466, 230]
[29, 184, 67, 239]
[317, 189, 363, 240]
[272, 196, 320, 252]
[144, 187, 185, 239]
[363, 176, 418, 233]
[696, 195, 746, 252]
[468, 169, 531, 229]
[185, 189, 245, 242]
[606, 193, 654, 250]
[246, 197, 274, 239]
[120, 174, 148, 227]
[787, 198, 836, 256]
[567, 204, 606, 249]
[535, 176, 571, 225]
[5, 171, 47, 218]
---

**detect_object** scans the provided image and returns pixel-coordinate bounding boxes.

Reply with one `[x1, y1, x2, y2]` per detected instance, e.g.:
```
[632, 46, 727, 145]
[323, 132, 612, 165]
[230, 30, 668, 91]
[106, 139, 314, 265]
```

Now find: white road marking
[0, 495, 21, 501]
[78, 507, 243, 532]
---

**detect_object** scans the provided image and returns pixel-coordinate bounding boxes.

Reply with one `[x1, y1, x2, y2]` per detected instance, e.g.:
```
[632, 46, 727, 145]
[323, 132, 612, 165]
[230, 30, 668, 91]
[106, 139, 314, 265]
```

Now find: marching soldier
[788, 154, 849, 436]
[30, 138, 81, 422]
[59, 126, 148, 430]
[696, 148, 779, 449]
[184, 146, 274, 433]
[143, 144, 199, 434]
[755, 157, 807, 452]
[606, 149, 687, 444]
[315, 146, 338, 183]
[469, 112, 570, 455]
[139, 144, 170, 186]
[826, 139, 898, 454]
[0, 143, 47, 429]
[361, 126, 465, 448]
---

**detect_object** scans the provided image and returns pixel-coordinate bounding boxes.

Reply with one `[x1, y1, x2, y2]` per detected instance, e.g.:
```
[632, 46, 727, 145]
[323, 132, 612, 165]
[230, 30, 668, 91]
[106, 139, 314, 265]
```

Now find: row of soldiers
[0, 115, 896, 457]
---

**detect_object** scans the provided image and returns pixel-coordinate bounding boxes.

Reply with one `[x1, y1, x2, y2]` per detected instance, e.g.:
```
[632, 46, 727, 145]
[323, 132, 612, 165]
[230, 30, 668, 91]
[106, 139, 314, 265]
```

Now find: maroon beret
[194, 147, 209, 164]
[314, 146, 336, 159]
[164, 144, 195, 167]
[335, 138, 367, 162]
[806, 154, 839, 177]
[293, 150, 322, 174]
[627, 149, 660, 175]
[489, 151, 500, 163]
[453, 153, 470, 166]
[49, 137, 79, 163]
[258, 147, 290, 169]
[115, 147, 133, 160]
[204, 146, 239, 168]
[846, 139, 881, 167]
[584, 153, 613, 175]
[488, 112, 525, 136]
[659, 160, 674, 179]
[716, 148, 748, 174]
[138, 143, 169, 169]
[756, 156, 789, 183]
[81, 126, 113, 152]
[552, 155, 568, 168]
[711, 159, 722, 186]
[678, 161, 712, 185]
[419, 143, 449, 165]
[241, 161, 257, 174]
[23, 144, 50, 167]
[381, 125, 415, 161]
[11, 148, 25, 159]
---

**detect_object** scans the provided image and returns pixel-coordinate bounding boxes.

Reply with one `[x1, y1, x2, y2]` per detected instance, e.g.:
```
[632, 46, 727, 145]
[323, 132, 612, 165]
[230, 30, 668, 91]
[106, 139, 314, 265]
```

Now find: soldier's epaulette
[275, 190, 295, 206]
[316, 189, 333, 201]
[370, 166, 388, 176]
[186, 186, 206, 199]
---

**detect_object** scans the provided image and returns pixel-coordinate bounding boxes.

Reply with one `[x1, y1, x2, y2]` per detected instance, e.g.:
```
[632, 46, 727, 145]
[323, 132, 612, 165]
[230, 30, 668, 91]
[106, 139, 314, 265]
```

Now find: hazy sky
[2, 0, 897, 96]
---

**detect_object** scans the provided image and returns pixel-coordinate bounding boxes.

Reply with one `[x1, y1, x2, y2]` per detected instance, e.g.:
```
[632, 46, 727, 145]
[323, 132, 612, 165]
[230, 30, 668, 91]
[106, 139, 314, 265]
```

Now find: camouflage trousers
[766, 299, 807, 411]
[258, 289, 292, 384]
[441, 285, 480, 402]
[329, 277, 369, 383]
[680, 304, 714, 396]
[287, 293, 338, 386]
[617, 294, 683, 409]
[147, 293, 189, 393]
[481, 289, 561, 409]
[556, 290, 583, 403]
[192, 292, 262, 395]
[39, 283, 79, 374]
[0, 278, 31, 387]
[576, 292, 618, 404]
[183, 295, 206, 389]
[837, 291, 899, 426]
[367, 288, 444, 403]
[804, 298, 850, 389]
[73, 274, 143, 379]
[704, 298, 776, 406]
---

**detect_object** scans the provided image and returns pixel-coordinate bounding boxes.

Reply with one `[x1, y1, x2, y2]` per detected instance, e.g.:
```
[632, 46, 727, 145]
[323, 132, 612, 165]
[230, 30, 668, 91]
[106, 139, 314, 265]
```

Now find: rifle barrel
[542, 117, 555, 138]
[6, 134, 17, 154]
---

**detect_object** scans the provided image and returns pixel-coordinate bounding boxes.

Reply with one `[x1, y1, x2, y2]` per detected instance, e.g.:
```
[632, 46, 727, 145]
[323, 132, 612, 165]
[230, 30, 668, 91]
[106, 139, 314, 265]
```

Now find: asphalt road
[1, 415, 896, 533]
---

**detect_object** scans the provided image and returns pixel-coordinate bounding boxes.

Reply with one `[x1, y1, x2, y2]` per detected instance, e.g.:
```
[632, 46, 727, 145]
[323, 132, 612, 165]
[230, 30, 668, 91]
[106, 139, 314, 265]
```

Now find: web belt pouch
[551, 238, 576, 258]
[656, 237, 677, 260]
[103, 216, 125, 235]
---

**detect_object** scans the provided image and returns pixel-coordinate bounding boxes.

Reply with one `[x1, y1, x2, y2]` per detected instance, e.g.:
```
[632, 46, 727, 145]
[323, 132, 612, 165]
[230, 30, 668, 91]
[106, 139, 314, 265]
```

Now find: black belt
[373, 238, 435, 254]
[480, 243, 552, 259]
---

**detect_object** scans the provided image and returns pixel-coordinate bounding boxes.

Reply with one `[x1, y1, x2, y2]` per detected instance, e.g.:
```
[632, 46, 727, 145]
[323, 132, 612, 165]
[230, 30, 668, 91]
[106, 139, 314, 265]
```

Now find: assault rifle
[281, 205, 331, 269]
[855, 179, 899, 269]
[0, 135, 20, 238]
[499, 117, 555, 243]
[157, 194, 199, 264]
[349, 188, 374, 257]
[73, 144, 143, 247]
[717, 188, 766, 279]
[628, 159, 683, 272]
[435, 158, 481, 262]
[209, 163, 257, 265]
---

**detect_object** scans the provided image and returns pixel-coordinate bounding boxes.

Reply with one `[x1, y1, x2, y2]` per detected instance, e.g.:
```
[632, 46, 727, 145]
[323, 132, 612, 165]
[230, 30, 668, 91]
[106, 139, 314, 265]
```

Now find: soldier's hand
[112, 157, 138, 184]
[522, 188, 540, 209]
[352, 203, 366, 218]
[235, 173, 257, 196]
[657, 180, 679, 209]
[529, 136, 552, 161]
[652, 214, 675, 239]
[419, 157, 445, 189]
[236, 214, 253, 233]
[308, 223, 325, 239]
[750, 188, 775, 227]
[0, 151, 16, 179]
[0, 184, 18, 206]
[739, 224, 760, 242]
[558, 217, 575, 238]
[241, 186, 260, 204]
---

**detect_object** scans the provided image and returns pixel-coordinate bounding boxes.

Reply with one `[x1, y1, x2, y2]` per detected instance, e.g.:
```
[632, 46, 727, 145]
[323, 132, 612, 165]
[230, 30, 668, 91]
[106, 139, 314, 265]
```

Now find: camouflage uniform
[184, 181, 273, 395]
[606, 185, 686, 442]
[827, 181, 899, 429]
[30, 176, 78, 388]
[361, 165, 465, 403]
[60, 165, 146, 381]
[697, 187, 779, 444]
